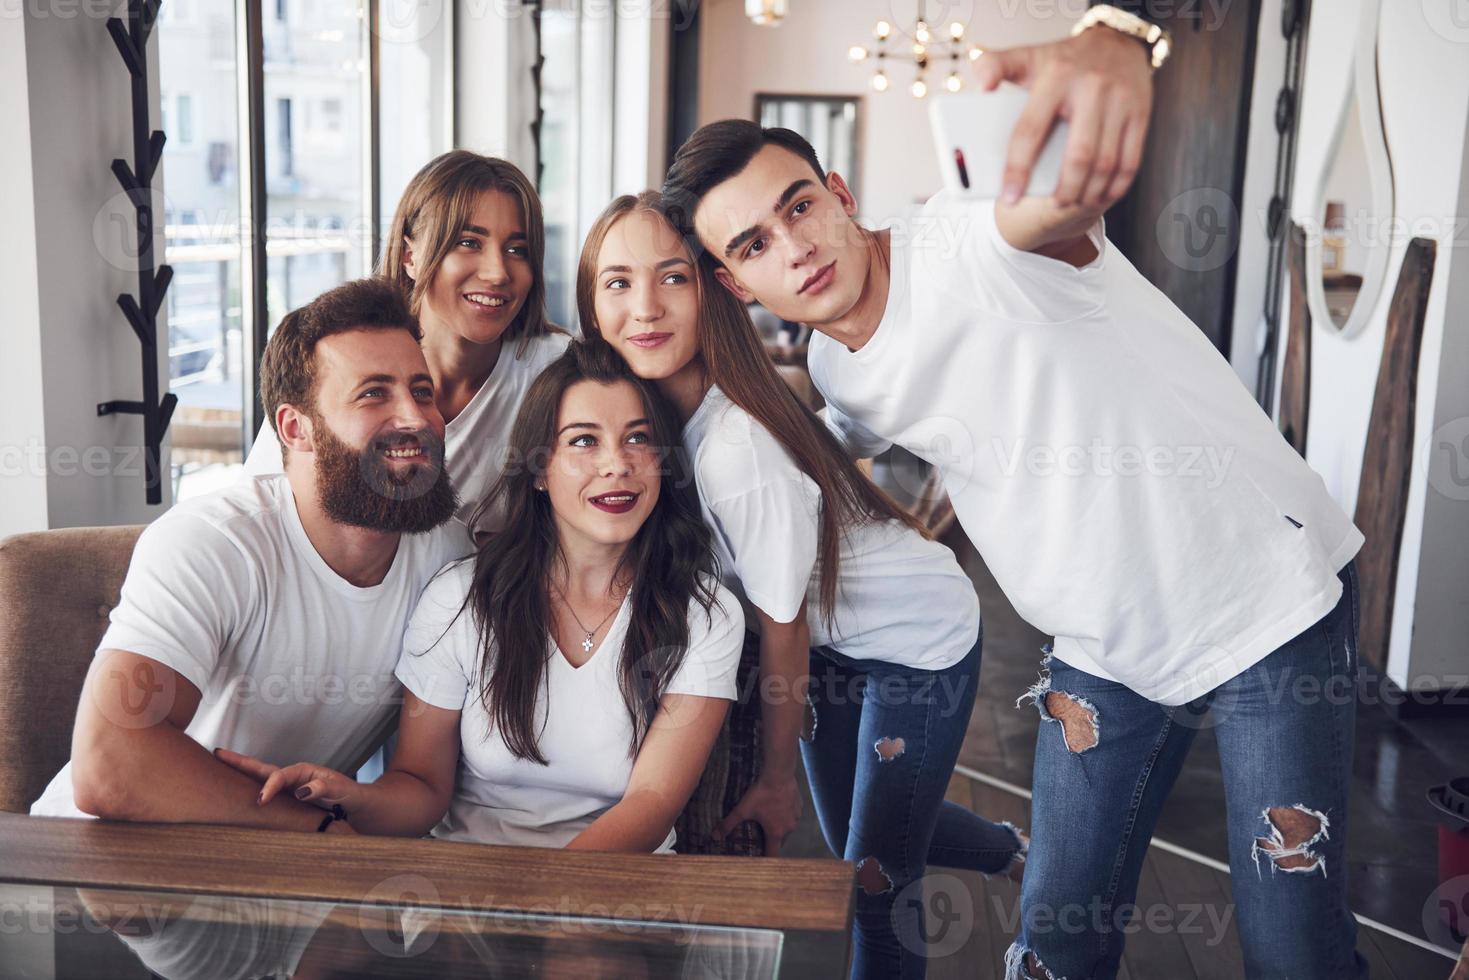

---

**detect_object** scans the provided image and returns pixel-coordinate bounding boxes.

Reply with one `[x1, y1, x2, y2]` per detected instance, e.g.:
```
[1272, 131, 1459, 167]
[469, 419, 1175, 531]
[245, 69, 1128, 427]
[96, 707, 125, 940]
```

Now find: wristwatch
[1071, 5, 1173, 71]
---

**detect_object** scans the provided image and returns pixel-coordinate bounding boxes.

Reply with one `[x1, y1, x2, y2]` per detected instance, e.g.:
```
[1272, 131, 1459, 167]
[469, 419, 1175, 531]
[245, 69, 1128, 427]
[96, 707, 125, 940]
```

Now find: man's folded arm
[69, 648, 324, 832]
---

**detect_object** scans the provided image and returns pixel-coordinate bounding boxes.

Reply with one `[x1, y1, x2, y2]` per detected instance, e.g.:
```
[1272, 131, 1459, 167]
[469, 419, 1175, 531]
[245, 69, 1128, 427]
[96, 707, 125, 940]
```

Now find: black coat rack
[98, 0, 176, 505]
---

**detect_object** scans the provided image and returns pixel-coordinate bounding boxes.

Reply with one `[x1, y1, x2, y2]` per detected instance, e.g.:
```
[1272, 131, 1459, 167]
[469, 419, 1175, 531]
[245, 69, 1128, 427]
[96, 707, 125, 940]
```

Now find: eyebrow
[462, 224, 527, 240]
[355, 373, 433, 388]
[723, 178, 814, 258]
[598, 257, 691, 277]
[556, 417, 651, 436]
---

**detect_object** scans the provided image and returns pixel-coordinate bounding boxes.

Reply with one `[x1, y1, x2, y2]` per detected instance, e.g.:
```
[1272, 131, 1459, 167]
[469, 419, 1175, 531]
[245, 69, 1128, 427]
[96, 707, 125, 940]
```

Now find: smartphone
[929, 84, 1068, 200]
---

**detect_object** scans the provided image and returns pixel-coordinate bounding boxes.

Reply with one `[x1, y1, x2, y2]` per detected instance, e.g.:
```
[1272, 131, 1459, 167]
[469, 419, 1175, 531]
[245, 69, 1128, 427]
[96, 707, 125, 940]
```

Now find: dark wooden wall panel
[1353, 238, 1437, 671]
[1103, 0, 1263, 356]
[1279, 224, 1311, 455]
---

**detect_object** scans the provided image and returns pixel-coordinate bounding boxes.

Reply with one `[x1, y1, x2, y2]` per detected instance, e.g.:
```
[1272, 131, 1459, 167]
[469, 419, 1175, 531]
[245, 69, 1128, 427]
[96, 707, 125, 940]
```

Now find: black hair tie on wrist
[316, 804, 348, 833]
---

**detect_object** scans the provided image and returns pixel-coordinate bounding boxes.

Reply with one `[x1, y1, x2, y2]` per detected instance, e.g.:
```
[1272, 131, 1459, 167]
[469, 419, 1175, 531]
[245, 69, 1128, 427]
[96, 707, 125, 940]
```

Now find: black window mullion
[239, 0, 269, 451]
[367, 0, 382, 271]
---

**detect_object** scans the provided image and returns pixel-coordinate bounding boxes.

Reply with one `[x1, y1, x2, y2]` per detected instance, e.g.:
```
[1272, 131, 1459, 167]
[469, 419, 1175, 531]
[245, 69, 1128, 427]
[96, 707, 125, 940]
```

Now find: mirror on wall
[1318, 88, 1377, 329]
[1307, 5, 1394, 337]
[755, 94, 861, 199]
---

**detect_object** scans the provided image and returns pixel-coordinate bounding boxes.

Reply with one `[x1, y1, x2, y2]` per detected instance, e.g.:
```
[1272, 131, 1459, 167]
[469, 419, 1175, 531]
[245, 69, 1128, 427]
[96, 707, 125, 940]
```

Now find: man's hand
[717, 773, 803, 857]
[974, 24, 1154, 209]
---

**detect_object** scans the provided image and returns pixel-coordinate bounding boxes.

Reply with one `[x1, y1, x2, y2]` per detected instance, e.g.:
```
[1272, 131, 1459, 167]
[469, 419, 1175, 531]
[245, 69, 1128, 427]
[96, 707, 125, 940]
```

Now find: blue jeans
[1007, 563, 1365, 979]
[802, 631, 1027, 980]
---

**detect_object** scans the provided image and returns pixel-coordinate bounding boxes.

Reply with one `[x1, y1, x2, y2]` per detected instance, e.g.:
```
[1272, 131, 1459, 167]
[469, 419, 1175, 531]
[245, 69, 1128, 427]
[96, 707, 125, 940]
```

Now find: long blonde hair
[379, 151, 555, 351]
[577, 192, 929, 625]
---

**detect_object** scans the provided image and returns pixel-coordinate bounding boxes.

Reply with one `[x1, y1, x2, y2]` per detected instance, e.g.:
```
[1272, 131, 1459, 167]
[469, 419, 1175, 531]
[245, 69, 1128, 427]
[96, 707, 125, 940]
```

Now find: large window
[539, 0, 614, 331]
[160, 0, 452, 501]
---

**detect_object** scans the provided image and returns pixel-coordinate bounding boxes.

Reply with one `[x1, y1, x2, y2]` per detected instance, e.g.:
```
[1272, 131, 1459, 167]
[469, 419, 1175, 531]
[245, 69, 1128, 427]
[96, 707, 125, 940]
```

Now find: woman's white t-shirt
[244, 331, 570, 530]
[681, 385, 980, 671]
[808, 191, 1364, 705]
[394, 561, 744, 853]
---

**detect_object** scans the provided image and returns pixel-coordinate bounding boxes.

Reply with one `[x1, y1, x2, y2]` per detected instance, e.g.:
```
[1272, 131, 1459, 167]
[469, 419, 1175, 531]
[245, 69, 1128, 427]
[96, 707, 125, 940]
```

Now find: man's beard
[312, 419, 458, 533]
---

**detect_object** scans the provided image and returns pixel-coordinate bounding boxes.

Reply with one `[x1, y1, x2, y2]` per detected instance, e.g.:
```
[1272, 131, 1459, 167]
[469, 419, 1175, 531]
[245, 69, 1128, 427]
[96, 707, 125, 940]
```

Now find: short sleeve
[819, 403, 892, 459]
[928, 190, 1106, 323]
[99, 514, 247, 696]
[665, 584, 745, 701]
[707, 477, 820, 624]
[395, 562, 478, 711]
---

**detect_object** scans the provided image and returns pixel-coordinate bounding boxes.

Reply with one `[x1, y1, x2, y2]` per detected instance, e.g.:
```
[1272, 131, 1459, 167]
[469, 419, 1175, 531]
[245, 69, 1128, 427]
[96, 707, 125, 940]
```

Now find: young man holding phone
[663, 8, 1367, 979]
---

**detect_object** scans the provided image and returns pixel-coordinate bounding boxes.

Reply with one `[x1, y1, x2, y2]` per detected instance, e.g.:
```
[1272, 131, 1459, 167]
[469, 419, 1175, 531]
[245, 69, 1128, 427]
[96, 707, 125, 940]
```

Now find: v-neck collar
[552, 591, 633, 671]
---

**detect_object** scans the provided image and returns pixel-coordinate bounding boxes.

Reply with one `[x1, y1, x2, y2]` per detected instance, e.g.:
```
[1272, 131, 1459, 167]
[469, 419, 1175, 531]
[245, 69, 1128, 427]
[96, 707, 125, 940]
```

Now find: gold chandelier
[746, 0, 788, 26]
[849, 8, 984, 98]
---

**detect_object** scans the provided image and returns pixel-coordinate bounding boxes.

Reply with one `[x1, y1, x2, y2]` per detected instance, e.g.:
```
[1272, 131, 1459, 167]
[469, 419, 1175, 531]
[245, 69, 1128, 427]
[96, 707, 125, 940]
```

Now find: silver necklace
[551, 580, 626, 653]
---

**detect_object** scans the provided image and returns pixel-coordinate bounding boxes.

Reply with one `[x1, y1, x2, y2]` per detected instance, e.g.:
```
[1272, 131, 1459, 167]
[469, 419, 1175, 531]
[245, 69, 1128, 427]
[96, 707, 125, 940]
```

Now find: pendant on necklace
[581, 634, 594, 653]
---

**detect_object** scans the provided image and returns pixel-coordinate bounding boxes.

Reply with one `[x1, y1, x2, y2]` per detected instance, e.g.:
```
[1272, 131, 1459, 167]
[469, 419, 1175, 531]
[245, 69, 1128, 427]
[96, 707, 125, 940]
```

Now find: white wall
[1227, 0, 1286, 392]
[696, 0, 1076, 225]
[1280, 0, 1469, 687]
[0, 14, 50, 537]
[1, 6, 174, 538]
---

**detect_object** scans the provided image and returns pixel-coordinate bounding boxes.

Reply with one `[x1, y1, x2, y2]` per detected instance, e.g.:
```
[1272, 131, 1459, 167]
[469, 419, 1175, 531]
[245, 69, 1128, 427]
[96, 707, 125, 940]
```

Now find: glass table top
[2, 881, 785, 979]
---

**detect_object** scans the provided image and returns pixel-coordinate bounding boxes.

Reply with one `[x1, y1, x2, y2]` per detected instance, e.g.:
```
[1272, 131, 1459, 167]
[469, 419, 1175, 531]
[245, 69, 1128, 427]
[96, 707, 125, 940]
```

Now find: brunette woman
[221, 341, 741, 852]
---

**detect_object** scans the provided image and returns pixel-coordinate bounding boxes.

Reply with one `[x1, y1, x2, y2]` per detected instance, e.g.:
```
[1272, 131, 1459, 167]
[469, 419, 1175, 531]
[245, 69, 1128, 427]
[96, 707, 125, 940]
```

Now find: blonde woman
[245, 151, 569, 529]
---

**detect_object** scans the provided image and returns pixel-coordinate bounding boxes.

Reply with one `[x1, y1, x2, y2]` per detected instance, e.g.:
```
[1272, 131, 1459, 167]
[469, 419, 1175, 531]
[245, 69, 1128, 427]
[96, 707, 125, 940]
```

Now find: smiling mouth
[589, 491, 639, 514]
[464, 292, 510, 310]
[627, 332, 672, 349]
[799, 261, 836, 295]
[380, 441, 427, 462]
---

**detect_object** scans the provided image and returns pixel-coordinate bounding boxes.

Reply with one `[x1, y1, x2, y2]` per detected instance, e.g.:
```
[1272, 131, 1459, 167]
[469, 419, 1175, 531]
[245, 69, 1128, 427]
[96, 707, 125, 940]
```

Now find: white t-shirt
[808, 192, 1364, 705]
[30, 474, 472, 818]
[682, 385, 980, 671]
[394, 560, 744, 853]
[243, 331, 570, 530]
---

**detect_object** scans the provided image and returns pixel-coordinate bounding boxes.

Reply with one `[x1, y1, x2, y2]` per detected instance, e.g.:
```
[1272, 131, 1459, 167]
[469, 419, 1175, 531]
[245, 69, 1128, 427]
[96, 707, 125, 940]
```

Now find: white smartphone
[929, 84, 1068, 200]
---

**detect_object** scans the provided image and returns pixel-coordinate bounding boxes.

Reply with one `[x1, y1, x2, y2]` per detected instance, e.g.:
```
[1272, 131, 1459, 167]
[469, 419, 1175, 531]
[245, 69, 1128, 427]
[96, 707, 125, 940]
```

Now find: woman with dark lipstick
[220, 341, 743, 856]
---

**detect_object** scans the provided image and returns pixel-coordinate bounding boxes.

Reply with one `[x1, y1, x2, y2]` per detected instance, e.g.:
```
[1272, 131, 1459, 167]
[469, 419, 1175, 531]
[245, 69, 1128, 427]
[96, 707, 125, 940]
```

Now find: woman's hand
[717, 772, 803, 856]
[214, 748, 362, 813]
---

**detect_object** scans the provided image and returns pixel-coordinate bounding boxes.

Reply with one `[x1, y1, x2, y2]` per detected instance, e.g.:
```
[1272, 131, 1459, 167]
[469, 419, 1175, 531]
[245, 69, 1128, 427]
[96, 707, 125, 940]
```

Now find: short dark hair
[661, 120, 826, 241]
[260, 277, 421, 441]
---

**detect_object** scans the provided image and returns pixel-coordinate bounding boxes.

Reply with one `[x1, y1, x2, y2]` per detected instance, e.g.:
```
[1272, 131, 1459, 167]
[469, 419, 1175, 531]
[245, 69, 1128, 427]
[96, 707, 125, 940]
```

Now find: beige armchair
[0, 525, 143, 812]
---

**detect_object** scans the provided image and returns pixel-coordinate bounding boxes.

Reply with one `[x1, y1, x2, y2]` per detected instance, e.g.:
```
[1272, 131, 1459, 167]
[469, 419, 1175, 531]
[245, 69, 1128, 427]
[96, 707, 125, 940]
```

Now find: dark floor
[941, 522, 1468, 965]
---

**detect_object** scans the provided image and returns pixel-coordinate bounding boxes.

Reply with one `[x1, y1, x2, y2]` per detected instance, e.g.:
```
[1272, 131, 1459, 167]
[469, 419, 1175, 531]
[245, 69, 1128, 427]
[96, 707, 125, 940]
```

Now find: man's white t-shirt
[394, 560, 744, 853]
[243, 331, 570, 530]
[808, 192, 1363, 705]
[30, 474, 472, 818]
[682, 385, 980, 671]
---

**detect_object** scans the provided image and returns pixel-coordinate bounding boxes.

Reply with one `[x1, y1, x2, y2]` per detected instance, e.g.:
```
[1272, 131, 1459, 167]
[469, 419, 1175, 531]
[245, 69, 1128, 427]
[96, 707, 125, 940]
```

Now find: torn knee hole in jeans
[1003, 943, 1061, 980]
[874, 736, 906, 762]
[1251, 804, 1330, 876]
[856, 856, 893, 896]
[801, 694, 817, 743]
[1017, 668, 1100, 755]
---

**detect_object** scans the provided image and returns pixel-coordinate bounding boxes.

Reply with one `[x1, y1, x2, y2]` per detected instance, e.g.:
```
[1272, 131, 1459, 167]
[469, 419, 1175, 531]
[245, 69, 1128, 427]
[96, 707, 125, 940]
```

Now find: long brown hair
[577, 193, 927, 624]
[379, 150, 556, 353]
[462, 341, 718, 764]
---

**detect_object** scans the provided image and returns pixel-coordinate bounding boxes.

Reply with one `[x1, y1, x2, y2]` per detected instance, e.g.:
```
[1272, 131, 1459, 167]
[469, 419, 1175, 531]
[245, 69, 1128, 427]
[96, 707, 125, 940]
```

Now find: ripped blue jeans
[802, 631, 1027, 980]
[1007, 563, 1365, 979]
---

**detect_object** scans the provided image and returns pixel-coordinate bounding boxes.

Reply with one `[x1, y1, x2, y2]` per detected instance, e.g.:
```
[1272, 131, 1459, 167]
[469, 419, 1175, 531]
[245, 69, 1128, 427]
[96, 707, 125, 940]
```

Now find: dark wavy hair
[465, 341, 719, 764]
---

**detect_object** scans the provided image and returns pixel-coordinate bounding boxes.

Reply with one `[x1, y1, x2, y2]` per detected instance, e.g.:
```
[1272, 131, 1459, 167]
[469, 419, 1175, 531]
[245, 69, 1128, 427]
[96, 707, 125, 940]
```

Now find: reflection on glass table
[11, 882, 782, 979]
